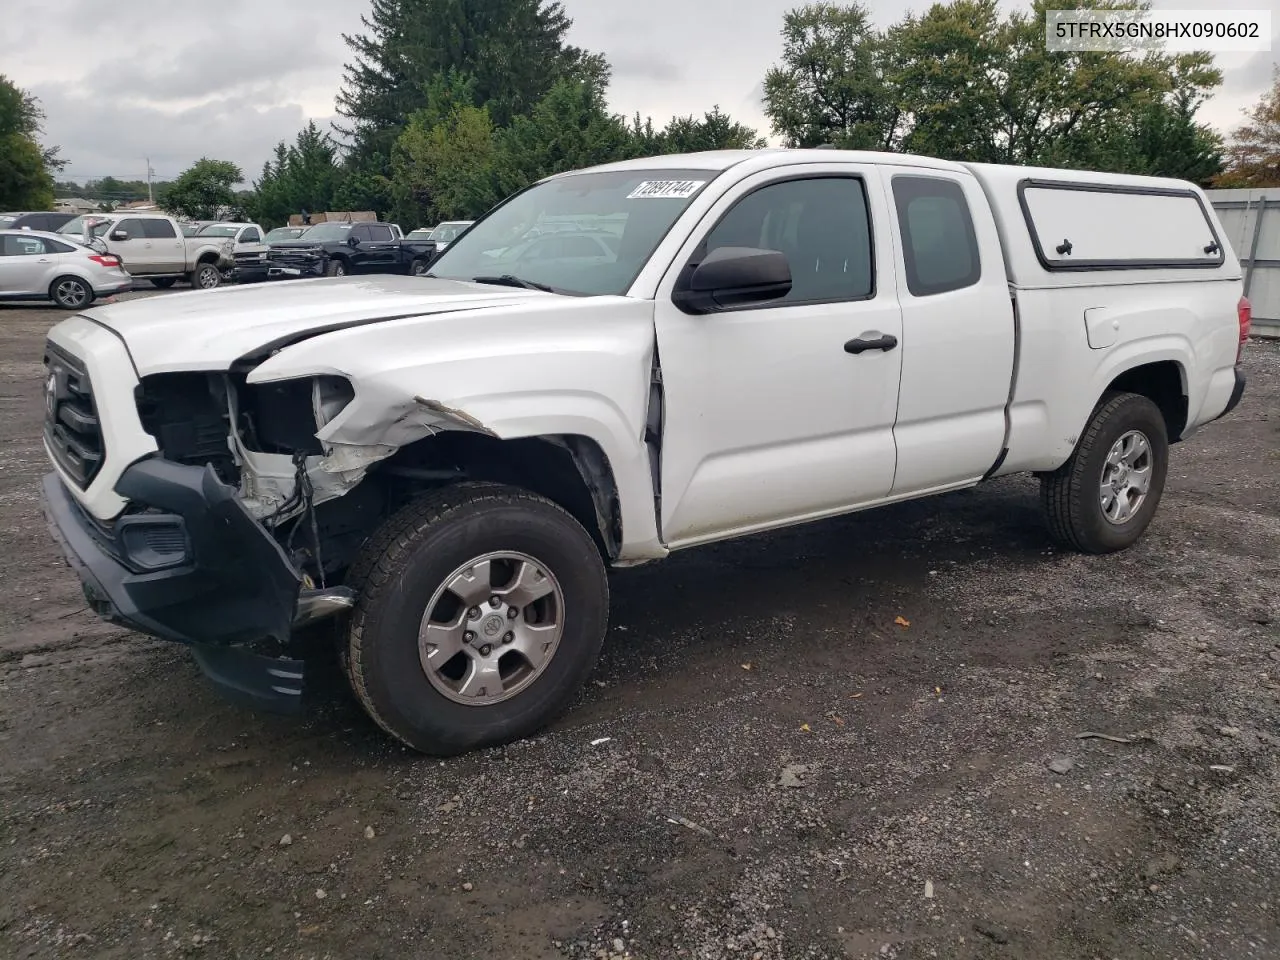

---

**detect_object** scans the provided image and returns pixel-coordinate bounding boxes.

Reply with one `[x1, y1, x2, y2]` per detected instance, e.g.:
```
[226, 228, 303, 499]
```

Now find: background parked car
[58, 213, 235, 289]
[0, 229, 131, 309]
[427, 220, 473, 253]
[265, 221, 436, 278]
[264, 226, 308, 243]
[0, 211, 77, 233]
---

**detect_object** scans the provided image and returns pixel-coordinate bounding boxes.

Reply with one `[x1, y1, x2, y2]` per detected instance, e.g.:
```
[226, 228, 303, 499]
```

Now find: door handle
[844, 334, 899, 354]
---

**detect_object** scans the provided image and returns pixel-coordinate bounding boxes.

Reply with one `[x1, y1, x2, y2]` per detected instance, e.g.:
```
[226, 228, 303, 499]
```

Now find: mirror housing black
[673, 246, 792, 314]
[110, 230, 129, 241]
[347, 235, 361, 248]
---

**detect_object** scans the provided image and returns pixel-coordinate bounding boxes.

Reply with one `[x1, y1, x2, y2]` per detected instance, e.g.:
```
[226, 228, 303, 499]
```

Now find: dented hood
[83, 274, 545, 375]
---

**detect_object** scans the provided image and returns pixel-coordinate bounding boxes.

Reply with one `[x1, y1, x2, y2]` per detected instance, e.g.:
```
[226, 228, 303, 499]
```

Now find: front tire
[344, 483, 609, 755]
[192, 262, 221, 289]
[325, 259, 347, 278]
[50, 276, 93, 310]
[1042, 392, 1169, 554]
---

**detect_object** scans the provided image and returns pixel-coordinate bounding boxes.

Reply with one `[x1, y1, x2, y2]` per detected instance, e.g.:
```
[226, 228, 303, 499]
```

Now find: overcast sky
[1, 0, 1274, 186]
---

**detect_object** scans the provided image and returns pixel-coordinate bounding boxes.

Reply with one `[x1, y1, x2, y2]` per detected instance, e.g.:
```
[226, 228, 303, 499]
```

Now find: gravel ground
[1, 295, 1277, 960]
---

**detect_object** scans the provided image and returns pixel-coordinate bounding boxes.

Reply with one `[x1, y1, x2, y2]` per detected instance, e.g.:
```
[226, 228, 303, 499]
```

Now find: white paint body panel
[44, 151, 1246, 560]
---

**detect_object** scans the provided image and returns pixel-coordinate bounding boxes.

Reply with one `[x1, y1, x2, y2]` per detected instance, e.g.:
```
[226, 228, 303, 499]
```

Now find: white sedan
[0, 229, 133, 309]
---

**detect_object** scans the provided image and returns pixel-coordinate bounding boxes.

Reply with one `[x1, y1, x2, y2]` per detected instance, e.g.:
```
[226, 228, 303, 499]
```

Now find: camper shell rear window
[1017, 179, 1225, 272]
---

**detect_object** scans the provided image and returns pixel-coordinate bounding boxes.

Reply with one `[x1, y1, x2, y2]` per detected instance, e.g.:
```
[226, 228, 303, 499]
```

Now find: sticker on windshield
[626, 180, 707, 200]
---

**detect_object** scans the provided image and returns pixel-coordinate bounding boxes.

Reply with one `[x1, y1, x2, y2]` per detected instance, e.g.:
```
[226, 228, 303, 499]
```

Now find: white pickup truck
[40, 149, 1249, 754]
[57, 213, 247, 289]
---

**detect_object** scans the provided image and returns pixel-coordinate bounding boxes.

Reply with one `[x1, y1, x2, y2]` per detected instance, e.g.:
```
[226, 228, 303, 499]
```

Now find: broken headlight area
[134, 370, 356, 517]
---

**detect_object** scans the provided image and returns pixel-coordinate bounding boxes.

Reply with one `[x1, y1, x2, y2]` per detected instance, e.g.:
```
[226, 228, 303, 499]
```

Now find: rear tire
[1041, 392, 1169, 554]
[150, 277, 177, 289]
[325, 259, 347, 278]
[192, 262, 221, 289]
[344, 483, 609, 755]
[411, 258, 430, 277]
[50, 276, 93, 310]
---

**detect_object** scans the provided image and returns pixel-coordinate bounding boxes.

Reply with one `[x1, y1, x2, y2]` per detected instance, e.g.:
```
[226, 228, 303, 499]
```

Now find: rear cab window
[1018, 181, 1224, 270]
[892, 176, 982, 297]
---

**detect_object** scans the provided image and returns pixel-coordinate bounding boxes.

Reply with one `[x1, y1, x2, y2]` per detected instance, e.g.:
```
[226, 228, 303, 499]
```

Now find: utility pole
[146, 158, 154, 203]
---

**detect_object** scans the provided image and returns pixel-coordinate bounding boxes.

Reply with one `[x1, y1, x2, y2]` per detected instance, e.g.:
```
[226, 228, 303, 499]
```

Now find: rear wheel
[411, 258, 430, 277]
[192, 262, 221, 289]
[50, 276, 93, 310]
[1042, 392, 1169, 554]
[344, 483, 609, 755]
[150, 277, 177, 289]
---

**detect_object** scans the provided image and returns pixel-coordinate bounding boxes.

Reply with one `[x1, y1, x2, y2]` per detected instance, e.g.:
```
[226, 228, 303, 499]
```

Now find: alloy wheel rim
[1099, 429, 1153, 525]
[418, 551, 564, 706]
[57, 280, 87, 307]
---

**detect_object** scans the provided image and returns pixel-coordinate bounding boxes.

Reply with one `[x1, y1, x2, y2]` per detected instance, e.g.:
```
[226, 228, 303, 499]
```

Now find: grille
[43, 344, 104, 488]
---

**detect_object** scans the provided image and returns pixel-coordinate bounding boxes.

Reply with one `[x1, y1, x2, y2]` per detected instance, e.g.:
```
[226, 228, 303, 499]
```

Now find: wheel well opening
[1106, 362, 1187, 441]
[198, 253, 220, 265]
[374, 433, 621, 559]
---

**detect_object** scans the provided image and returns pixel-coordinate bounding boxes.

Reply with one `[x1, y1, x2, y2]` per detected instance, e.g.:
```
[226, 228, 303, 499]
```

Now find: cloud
[0, 0, 1270, 183]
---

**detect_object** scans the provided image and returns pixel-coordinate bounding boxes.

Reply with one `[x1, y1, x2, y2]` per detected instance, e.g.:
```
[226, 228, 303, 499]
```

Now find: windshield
[429, 222, 471, 242]
[300, 223, 352, 241]
[429, 170, 715, 295]
[196, 224, 239, 237]
[265, 227, 304, 242]
[406, 229, 432, 240]
[58, 215, 114, 238]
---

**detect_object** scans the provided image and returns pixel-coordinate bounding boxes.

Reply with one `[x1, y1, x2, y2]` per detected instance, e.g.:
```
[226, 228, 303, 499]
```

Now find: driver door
[652, 164, 904, 547]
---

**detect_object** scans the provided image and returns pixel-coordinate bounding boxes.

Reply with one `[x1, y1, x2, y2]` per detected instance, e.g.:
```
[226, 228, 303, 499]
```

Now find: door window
[2, 234, 52, 256]
[114, 219, 145, 239]
[142, 219, 178, 239]
[690, 176, 874, 305]
[367, 225, 393, 242]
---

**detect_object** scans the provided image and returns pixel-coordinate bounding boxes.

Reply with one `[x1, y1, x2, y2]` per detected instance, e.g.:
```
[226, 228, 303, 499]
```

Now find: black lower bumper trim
[43, 461, 302, 648]
[1217, 366, 1246, 420]
[190, 644, 305, 714]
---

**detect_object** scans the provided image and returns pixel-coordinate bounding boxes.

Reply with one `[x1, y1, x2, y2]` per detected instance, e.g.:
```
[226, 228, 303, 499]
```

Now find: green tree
[251, 123, 342, 227]
[336, 0, 607, 163]
[0, 75, 57, 209]
[762, 0, 1223, 174]
[392, 103, 498, 227]
[762, 3, 899, 149]
[164, 158, 244, 220]
[653, 107, 769, 153]
[1218, 66, 1280, 187]
[488, 78, 635, 199]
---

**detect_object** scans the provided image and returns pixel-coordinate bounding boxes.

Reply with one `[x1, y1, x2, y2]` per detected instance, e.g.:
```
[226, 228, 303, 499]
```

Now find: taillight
[89, 254, 120, 268]
[1237, 296, 1251, 362]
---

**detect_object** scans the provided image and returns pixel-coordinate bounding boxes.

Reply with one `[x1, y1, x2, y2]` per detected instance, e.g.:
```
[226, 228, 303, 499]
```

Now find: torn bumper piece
[41, 460, 310, 712]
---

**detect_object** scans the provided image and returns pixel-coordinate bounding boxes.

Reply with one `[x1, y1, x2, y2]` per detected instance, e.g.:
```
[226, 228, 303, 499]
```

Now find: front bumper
[232, 262, 270, 284]
[42, 459, 309, 710]
[266, 256, 326, 279]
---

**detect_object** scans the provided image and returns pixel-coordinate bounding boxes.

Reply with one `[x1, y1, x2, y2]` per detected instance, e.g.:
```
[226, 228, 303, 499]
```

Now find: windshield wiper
[471, 274, 554, 293]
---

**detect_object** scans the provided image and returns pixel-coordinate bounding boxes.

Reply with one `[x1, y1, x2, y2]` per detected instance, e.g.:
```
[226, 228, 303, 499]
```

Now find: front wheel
[325, 259, 347, 278]
[1042, 392, 1169, 554]
[192, 262, 221, 289]
[344, 483, 609, 755]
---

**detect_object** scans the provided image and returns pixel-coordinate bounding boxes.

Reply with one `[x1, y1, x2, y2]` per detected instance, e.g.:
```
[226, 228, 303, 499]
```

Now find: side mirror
[110, 230, 129, 241]
[673, 246, 792, 315]
[347, 235, 361, 248]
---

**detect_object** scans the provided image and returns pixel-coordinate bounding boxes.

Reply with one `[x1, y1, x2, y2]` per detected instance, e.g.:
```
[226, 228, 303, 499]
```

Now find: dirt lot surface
[1, 295, 1277, 960]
